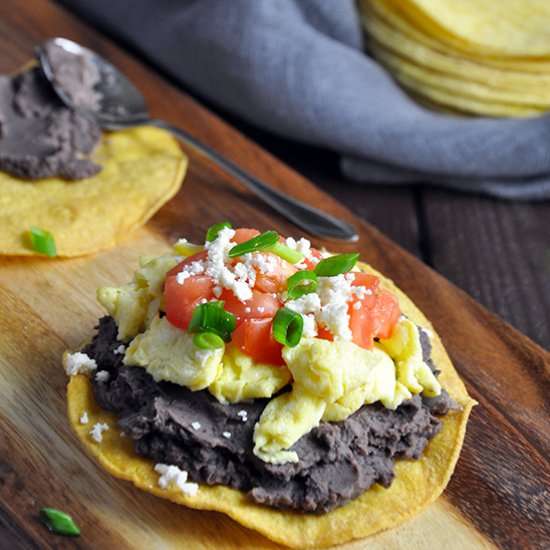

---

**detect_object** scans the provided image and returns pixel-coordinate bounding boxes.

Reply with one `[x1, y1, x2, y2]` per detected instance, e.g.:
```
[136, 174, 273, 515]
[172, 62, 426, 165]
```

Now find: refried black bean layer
[84, 316, 454, 513]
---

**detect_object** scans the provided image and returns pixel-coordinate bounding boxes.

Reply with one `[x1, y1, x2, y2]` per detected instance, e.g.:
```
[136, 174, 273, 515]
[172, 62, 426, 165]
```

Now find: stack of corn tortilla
[359, 0, 550, 117]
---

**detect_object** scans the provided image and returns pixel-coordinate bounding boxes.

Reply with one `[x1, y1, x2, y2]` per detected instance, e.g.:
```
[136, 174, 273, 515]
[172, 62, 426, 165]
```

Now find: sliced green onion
[265, 242, 304, 264]
[272, 307, 303, 347]
[29, 226, 57, 257]
[286, 270, 318, 300]
[314, 253, 360, 277]
[39, 508, 80, 537]
[188, 303, 235, 342]
[193, 331, 225, 350]
[206, 221, 232, 242]
[228, 230, 279, 258]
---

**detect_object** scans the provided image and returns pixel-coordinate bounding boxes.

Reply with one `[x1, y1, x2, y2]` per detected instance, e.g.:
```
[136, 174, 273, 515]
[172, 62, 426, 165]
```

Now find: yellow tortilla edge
[66, 261, 476, 548]
[0, 126, 188, 257]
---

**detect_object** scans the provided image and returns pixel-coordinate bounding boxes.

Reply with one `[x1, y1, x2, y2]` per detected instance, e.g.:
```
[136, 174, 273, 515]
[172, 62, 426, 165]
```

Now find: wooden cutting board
[0, 1, 548, 548]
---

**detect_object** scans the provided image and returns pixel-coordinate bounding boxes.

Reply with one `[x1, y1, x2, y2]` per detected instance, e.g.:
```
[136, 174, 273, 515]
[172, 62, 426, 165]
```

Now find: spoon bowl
[37, 37, 358, 242]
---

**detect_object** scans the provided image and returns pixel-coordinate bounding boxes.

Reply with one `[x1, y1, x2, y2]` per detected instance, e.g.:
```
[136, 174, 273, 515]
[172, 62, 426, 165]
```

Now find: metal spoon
[36, 37, 358, 242]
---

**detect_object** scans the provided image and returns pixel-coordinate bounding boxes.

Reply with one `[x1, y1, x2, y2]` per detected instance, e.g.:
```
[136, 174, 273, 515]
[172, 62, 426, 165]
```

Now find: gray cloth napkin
[60, 0, 550, 199]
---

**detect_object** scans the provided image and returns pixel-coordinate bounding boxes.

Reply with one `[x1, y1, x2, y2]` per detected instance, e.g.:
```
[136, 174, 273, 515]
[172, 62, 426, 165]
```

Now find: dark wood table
[55, 0, 550, 351]
[0, 1, 548, 549]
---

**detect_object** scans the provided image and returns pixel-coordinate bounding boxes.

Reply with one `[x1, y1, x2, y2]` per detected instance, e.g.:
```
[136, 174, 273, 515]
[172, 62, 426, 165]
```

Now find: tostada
[0, 42, 187, 257]
[64, 223, 475, 548]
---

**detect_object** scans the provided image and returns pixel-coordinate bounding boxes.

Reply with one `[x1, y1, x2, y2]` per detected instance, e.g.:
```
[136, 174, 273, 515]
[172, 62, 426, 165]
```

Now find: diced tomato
[317, 325, 334, 342]
[349, 303, 376, 349]
[348, 286, 400, 349]
[371, 289, 400, 339]
[254, 253, 298, 294]
[221, 289, 281, 325]
[301, 247, 324, 271]
[232, 228, 260, 244]
[167, 250, 208, 278]
[231, 317, 284, 365]
[350, 272, 379, 291]
[165, 275, 215, 329]
[350, 272, 379, 310]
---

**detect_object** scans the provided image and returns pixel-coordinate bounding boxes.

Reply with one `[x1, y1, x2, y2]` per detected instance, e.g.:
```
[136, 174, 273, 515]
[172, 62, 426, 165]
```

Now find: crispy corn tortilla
[0, 127, 187, 257]
[388, 0, 550, 57]
[361, 0, 550, 73]
[67, 261, 475, 548]
[359, 0, 550, 117]
[366, 13, 550, 95]
[369, 42, 547, 117]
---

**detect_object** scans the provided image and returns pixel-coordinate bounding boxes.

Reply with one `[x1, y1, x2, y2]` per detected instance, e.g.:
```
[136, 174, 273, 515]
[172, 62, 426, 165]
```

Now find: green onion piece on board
[265, 242, 304, 264]
[29, 226, 57, 257]
[286, 270, 318, 300]
[314, 253, 360, 277]
[188, 303, 236, 342]
[228, 230, 279, 258]
[272, 307, 303, 347]
[193, 331, 225, 350]
[39, 508, 81, 537]
[206, 221, 232, 242]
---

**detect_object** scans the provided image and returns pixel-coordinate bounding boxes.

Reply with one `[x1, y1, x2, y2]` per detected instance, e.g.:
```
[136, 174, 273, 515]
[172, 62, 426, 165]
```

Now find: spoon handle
[146, 119, 358, 242]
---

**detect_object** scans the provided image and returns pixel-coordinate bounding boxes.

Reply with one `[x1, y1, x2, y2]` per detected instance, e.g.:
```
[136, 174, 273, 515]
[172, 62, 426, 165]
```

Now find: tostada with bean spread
[64, 223, 475, 548]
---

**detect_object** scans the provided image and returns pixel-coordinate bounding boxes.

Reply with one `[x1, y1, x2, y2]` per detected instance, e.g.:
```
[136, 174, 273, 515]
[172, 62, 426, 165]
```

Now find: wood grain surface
[0, 1, 549, 549]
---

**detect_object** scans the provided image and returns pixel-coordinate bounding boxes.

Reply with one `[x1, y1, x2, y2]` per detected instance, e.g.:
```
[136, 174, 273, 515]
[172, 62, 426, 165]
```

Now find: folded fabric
[59, 0, 550, 199]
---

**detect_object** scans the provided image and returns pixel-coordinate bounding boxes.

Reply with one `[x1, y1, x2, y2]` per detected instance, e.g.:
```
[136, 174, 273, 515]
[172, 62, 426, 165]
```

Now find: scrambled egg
[378, 318, 441, 398]
[209, 344, 291, 404]
[125, 316, 224, 391]
[125, 317, 291, 398]
[98, 252, 181, 341]
[253, 319, 440, 464]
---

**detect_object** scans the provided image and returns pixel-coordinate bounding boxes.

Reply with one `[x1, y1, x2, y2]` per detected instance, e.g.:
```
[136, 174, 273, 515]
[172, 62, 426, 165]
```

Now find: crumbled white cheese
[353, 301, 362, 310]
[191, 421, 201, 431]
[95, 370, 110, 382]
[113, 344, 126, 355]
[204, 227, 255, 302]
[189, 260, 206, 275]
[64, 352, 97, 376]
[222, 431, 232, 439]
[244, 307, 251, 313]
[248, 253, 275, 274]
[318, 302, 352, 340]
[285, 292, 321, 315]
[175, 270, 191, 285]
[285, 237, 297, 250]
[237, 410, 248, 422]
[154, 463, 198, 496]
[79, 412, 89, 425]
[286, 237, 320, 266]
[90, 422, 109, 443]
[421, 326, 433, 338]
[301, 313, 318, 337]
[284, 275, 359, 340]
